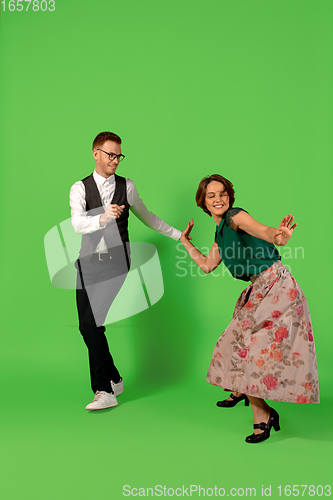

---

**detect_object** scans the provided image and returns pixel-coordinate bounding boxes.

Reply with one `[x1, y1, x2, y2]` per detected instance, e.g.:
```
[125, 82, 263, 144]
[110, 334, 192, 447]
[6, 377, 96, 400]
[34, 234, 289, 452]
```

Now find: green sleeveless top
[215, 207, 281, 281]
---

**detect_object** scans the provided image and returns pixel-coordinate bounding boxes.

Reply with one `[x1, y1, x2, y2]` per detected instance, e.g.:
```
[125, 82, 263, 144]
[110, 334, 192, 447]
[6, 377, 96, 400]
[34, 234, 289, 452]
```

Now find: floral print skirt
[206, 260, 319, 403]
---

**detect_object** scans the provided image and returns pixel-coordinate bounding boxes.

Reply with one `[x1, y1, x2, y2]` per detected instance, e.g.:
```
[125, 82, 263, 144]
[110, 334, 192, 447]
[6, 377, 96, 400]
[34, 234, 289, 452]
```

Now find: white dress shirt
[70, 170, 181, 253]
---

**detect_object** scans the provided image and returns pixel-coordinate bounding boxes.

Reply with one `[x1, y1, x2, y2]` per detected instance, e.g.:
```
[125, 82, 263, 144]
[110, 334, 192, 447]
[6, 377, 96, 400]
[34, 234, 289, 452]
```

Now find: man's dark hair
[92, 131, 122, 150]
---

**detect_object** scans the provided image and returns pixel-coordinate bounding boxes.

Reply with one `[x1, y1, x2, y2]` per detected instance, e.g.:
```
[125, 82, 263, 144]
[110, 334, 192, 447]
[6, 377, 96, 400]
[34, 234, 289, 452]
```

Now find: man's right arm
[128, 179, 181, 240]
[69, 181, 103, 234]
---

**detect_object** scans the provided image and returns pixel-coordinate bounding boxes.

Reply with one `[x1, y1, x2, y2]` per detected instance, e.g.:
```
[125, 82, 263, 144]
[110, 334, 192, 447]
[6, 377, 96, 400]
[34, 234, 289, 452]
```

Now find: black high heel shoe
[216, 393, 250, 408]
[245, 407, 280, 443]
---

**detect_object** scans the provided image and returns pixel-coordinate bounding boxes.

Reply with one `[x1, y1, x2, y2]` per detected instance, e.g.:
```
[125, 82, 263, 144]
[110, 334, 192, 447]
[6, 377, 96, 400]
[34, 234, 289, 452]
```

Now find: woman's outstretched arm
[180, 219, 222, 274]
[232, 211, 297, 246]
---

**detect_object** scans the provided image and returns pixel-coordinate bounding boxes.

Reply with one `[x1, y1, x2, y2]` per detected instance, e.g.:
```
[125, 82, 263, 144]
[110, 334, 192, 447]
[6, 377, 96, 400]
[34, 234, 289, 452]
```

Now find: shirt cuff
[171, 228, 182, 241]
[93, 215, 104, 231]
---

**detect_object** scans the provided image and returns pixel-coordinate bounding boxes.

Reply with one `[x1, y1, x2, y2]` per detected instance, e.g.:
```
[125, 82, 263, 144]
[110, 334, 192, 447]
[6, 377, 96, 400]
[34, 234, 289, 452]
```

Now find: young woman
[180, 174, 319, 443]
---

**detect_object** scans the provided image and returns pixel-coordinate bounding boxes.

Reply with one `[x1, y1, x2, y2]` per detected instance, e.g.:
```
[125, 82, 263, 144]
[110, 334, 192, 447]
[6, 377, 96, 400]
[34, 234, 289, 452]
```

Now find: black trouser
[76, 255, 128, 393]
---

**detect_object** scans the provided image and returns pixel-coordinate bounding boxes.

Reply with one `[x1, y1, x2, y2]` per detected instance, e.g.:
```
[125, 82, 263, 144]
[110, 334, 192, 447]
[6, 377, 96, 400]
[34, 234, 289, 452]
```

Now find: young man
[70, 131, 181, 410]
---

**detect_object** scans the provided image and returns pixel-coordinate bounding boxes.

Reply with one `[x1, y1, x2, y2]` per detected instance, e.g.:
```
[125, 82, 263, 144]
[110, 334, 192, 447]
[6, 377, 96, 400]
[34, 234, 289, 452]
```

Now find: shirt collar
[93, 170, 115, 187]
[217, 217, 226, 232]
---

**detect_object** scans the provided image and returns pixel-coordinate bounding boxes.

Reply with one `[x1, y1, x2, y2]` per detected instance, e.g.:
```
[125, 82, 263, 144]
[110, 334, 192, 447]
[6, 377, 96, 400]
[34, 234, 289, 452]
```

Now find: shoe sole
[86, 402, 118, 411]
[86, 398, 118, 411]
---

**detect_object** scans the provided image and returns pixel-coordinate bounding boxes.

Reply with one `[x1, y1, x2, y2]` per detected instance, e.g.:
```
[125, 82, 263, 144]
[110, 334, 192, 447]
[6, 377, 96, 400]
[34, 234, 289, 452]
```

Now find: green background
[0, 0, 332, 498]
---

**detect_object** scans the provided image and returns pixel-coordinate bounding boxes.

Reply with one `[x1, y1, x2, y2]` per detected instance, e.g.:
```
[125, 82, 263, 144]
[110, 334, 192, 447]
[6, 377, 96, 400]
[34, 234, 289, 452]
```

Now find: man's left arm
[128, 179, 181, 240]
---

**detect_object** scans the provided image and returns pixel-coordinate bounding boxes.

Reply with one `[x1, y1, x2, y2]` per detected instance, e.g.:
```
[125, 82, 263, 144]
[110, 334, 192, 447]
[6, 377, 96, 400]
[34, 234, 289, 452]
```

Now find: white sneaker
[85, 391, 118, 411]
[111, 378, 124, 396]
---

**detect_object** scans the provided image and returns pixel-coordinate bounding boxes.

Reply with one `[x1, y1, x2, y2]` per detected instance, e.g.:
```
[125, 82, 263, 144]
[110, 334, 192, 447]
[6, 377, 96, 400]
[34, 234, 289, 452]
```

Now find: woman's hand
[180, 219, 194, 244]
[274, 214, 297, 246]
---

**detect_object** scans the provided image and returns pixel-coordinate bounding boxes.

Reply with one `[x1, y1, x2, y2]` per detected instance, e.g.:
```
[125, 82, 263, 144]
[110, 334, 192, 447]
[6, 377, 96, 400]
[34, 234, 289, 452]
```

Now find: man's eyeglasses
[96, 149, 125, 162]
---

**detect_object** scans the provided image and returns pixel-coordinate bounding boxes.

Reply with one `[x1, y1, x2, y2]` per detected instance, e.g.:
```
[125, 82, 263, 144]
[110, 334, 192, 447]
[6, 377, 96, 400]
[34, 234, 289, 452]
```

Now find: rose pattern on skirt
[206, 260, 319, 403]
